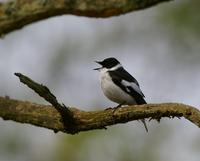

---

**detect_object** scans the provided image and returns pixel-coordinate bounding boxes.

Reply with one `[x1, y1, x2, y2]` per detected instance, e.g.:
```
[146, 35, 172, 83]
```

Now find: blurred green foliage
[0, 0, 200, 161]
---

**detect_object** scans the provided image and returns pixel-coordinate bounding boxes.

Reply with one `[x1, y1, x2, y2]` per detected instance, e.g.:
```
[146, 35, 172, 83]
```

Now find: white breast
[99, 68, 136, 105]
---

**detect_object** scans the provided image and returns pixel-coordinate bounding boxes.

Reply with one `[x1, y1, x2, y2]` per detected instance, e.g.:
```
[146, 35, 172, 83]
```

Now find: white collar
[108, 64, 122, 71]
[99, 64, 122, 74]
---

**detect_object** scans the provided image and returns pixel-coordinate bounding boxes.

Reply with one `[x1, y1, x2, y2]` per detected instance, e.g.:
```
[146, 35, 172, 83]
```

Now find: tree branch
[0, 73, 199, 134]
[14, 72, 76, 133]
[0, 96, 200, 134]
[0, 0, 171, 36]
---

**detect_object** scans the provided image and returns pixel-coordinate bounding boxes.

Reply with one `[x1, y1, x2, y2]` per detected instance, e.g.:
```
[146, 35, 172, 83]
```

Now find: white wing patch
[122, 80, 144, 97]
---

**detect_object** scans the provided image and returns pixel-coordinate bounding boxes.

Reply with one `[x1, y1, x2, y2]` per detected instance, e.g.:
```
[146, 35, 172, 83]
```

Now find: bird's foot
[115, 102, 125, 109]
[104, 102, 125, 111]
[112, 102, 126, 114]
[104, 107, 113, 111]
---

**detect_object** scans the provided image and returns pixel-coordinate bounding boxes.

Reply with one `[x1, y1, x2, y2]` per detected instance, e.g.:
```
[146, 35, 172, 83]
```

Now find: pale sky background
[0, 0, 200, 161]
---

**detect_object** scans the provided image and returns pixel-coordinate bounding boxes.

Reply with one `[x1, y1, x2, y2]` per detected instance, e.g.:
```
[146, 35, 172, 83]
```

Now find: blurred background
[0, 0, 200, 160]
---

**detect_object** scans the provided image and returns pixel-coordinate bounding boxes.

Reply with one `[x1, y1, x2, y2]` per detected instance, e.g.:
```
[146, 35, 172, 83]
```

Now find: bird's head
[94, 57, 120, 71]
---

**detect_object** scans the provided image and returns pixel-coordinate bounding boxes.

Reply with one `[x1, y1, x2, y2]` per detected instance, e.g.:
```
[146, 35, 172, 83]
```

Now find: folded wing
[109, 67, 146, 104]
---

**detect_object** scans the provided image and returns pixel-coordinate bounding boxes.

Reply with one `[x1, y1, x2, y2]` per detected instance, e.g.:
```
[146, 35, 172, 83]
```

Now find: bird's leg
[112, 102, 126, 114]
[104, 107, 113, 111]
[114, 102, 125, 109]
[112, 102, 126, 112]
[104, 102, 125, 111]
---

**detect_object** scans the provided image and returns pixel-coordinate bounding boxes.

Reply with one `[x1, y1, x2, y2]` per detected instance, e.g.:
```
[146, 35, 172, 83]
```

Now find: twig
[14, 73, 76, 133]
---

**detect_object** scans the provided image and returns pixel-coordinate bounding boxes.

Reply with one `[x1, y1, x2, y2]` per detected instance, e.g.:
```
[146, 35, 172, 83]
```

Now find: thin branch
[14, 73, 76, 133]
[0, 0, 171, 36]
[0, 96, 200, 134]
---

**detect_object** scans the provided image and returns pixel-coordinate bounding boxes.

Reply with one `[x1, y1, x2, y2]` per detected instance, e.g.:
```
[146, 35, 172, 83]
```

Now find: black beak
[93, 67, 101, 70]
[93, 61, 102, 70]
[95, 61, 102, 65]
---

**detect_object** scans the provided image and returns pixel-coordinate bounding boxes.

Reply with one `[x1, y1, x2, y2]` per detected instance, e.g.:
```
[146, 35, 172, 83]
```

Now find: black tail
[141, 119, 148, 132]
[136, 97, 148, 132]
[136, 96, 147, 105]
[126, 87, 148, 132]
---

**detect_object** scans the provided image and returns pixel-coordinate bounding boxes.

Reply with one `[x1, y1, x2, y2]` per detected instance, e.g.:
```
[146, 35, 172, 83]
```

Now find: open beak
[93, 61, 102, 70]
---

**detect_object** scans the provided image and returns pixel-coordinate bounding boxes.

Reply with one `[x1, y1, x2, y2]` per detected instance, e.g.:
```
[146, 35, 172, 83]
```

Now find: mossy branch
[0, 96, 200, 134]
[14, 73, 76, 133]
[0, 0, 171, 36]
[0, 73, 199, 134]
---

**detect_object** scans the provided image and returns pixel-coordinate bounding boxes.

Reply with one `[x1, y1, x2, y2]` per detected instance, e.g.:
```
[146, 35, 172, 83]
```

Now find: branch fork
[0, 73, 199, 134]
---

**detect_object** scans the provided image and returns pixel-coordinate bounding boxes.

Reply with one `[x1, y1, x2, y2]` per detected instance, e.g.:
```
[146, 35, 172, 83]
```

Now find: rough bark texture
[1, 73, 200, 134]
[0, 0, 171, 36]
[0, 96, 200, 134]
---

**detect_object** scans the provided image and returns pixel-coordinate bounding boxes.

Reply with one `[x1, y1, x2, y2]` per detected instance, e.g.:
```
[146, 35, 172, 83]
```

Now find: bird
[94, 57, 148, 132]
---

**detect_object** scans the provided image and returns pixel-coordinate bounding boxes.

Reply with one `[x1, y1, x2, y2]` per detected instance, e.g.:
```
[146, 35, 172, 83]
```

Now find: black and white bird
[94, 57, 148, 132]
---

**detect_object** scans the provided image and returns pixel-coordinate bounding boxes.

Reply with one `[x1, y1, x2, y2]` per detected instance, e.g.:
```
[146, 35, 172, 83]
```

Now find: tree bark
[1, 0, 199, 135]
[0, 96, 200, 134]
[1, 73, 200, 134]
[0, 0, 171, 36]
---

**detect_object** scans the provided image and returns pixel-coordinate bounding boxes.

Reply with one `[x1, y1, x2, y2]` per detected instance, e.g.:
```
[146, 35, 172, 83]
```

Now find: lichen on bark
[0, 0, 171, 36]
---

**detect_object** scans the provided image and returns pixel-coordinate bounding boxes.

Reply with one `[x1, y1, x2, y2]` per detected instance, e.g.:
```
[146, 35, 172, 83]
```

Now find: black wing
[109, 67, 146, 104]
[111, 67, 140, 86]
